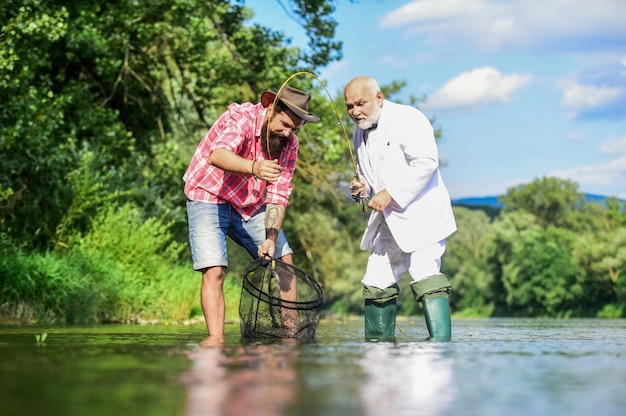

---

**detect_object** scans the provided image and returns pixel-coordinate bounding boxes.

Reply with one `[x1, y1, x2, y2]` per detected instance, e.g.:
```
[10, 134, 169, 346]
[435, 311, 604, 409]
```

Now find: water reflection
[180, 319, 626, 416]
[360, 342, 455, 416]
[3, 319, 623, 416]
[181, 325, 457, 416]
[183, 337, 300, 416]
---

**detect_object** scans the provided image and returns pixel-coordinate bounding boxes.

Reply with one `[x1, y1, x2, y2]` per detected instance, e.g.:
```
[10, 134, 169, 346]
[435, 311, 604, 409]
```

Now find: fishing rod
[265, 71, 368, 211]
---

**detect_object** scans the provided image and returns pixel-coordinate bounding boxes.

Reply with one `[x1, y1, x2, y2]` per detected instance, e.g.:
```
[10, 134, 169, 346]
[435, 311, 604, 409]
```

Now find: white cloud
[567, 131, 586, 141]
[550, 155, 626, 188]
[380, 0, 626, 53]
[374, 55, 409, 70]
[549, 138, 626, 197]
[422, 67, 533, 112]
[381, 0, 484, 26]
[377, 0, 626, 120]
[561, 82, 625, 119]
[599, 136, 626, 155]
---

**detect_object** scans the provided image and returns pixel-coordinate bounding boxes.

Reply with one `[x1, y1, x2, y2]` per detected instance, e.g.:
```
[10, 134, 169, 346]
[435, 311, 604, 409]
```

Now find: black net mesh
[239, 257, 323, 339]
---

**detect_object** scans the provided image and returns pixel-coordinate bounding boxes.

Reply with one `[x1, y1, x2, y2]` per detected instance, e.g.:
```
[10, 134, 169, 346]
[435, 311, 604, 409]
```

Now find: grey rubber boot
[363, 284, 399, 341]
[410, 274, 452, 342]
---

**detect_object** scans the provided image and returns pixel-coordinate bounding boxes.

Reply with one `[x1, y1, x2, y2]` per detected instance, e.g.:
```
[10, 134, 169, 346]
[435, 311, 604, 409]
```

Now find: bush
[0, 202, 201, 324]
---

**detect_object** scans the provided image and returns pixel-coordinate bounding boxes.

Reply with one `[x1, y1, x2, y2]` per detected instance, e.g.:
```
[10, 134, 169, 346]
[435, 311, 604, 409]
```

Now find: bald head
[345, 76, 381, 96]
[344, 76, 384, 130]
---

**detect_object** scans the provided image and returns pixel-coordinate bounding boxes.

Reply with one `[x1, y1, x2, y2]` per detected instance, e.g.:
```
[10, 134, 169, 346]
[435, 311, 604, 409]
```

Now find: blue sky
[246, 0, 626, 199]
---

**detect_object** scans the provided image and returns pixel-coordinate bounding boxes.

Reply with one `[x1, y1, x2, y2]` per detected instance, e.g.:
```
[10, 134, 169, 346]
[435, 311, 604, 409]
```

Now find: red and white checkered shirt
[183, 102, 298, 220]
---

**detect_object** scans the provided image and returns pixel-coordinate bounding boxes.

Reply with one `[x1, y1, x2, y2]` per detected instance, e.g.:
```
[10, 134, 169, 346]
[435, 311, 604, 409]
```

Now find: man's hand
[368, 189, 392, 212]
[349, 178, 365, 202]
[258, 239, 276, 258]
[254, 159, 282, 182]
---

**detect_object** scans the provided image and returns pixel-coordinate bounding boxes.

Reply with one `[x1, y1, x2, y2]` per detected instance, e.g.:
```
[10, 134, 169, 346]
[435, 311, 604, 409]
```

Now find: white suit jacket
[355, 100, 457, 253]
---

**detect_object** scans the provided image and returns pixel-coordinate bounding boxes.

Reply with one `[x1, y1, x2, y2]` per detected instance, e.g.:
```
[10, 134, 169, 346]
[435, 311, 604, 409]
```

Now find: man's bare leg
[201, 266, 226, 336]
[278, 254, 298, 335]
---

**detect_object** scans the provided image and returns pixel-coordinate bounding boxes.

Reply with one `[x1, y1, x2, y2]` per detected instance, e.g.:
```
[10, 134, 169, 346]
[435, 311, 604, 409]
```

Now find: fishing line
[265, 71, 367, 210]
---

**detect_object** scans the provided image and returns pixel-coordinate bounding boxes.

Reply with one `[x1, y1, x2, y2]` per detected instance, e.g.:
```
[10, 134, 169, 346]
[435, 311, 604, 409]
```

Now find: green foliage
[1, 0, 343, 252]
[73, 202, 199, 321]
[501, 227, 581, 316]
[77, 203, 184, 268]
[597, 304, 623, 319]
[224, 272, 243, 322]
[0, 201, 200, 324]
[500, 176, 585, 228]
[444, 207, 496, 315]
[53, 151, 132, 250]
[572, 226, 626, 306]
[2, 1, 625, 324]
[1, 1, 136, 249]
[476, 181, 626, 318]
[605, 197, 626, 227]
[0, 247, 120, 323]
[286, 207, 367, 316]
[281, 0, 343, 68]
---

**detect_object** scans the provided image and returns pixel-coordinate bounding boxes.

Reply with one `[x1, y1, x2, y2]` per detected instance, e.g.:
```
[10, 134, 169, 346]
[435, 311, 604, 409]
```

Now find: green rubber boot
[364, 299, 397, 339]
[422, 294, 451, 342]
[410, 274, 452, 342]
[363, 284, 399, 341]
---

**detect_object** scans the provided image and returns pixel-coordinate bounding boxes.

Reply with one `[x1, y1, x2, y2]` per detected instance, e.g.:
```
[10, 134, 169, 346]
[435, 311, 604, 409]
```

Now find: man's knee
[410, 274, 451, 302]
[363, 283, 400, 304]
[201, 266, 226, 285]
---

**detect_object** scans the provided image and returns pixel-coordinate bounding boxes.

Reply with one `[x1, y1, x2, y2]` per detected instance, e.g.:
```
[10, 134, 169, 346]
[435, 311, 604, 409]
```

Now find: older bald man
[345, 76, 457, 341]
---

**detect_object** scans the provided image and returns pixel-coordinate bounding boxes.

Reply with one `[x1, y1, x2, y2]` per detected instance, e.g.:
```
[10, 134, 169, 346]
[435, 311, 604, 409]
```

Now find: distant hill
[452, 196, 502, 208]
[584, 193, 625, 204]
[452, 194, 624, 209]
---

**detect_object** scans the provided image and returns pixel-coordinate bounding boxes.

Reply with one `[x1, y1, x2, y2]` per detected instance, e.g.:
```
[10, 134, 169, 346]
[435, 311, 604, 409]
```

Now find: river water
[1, 318, 625, 416]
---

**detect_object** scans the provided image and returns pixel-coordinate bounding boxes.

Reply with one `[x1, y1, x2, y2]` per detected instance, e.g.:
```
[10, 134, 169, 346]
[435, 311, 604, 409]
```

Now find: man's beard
[261, 125, 289, 157]
[355, 104, 382, 130]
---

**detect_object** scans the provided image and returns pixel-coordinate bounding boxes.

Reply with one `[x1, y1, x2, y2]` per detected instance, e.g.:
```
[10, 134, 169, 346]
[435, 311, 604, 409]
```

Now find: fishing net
[239, 257, 323, 339]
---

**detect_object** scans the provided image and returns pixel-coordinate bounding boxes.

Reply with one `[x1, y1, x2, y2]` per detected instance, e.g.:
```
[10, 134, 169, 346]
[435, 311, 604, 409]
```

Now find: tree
[501, 226, 585, 317]
[572, 226, 626, 316]
[443, 206, 496, 316]
[500, 176, 585, 229]
[1, 0, 344, 250]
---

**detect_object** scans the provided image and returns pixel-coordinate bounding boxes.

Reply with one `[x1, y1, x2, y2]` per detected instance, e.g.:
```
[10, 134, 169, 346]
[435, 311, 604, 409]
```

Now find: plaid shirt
[183, 102, 298, 220]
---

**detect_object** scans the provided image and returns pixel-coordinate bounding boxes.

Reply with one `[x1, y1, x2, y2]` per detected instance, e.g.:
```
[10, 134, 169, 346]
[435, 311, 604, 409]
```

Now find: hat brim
[261, 91, 320, 123]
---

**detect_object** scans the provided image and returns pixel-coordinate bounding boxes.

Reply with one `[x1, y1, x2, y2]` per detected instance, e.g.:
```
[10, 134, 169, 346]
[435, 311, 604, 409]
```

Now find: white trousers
[361, 221, 446, 290]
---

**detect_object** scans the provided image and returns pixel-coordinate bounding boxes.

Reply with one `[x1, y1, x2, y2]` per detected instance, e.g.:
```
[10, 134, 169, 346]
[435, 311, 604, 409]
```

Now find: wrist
[251, 160, 256, 178]
[265, 227, 279, 242]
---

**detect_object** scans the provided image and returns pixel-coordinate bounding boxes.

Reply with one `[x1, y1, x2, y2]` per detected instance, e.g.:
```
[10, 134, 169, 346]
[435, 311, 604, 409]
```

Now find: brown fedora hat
[261, 86, 320, 123]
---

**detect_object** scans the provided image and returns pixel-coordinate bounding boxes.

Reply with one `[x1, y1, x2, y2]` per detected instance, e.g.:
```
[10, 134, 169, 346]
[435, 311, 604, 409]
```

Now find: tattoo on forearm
[266, 206, 279, 228]
[265, 206, 283, 241]
[266, 227, 279, 241]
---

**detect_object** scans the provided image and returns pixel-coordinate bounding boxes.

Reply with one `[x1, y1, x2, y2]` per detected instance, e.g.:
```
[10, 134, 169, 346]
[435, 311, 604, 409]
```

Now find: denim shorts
[186, 201, 293, 270]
